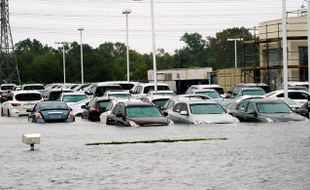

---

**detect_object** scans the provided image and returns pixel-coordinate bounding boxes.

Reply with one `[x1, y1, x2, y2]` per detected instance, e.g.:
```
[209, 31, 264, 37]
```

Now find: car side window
[246, 102, 255, 113]
[173, 103, 187, 113]
[237, 102, 248, 111]
[173, 103, 182, 113]
[179, 103, 188, 112]
[136, 86, 142, 94]
[288, 92, 309, 99]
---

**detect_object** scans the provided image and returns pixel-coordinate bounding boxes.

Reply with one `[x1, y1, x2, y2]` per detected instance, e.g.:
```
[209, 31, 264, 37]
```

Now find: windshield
[257, 102, 292, 113]
[63, 95, 87, 102]
[196, 91, 220, 99]
[241, 89, 265, 96]
[190, 104, 225, 114]
[39, 102, 68, 110]
[15, 93, 42, 101]
[126, 106, 162, 117]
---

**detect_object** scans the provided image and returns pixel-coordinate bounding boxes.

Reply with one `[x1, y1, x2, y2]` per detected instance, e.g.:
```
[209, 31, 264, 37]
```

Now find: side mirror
[180, 110, 188, 116]
[129, 90, 134, 94]
[81, 105, 87, 109]
[85, 90, 92, 95]
[163, 111, 168, 117]
[247, 110, 256, 115]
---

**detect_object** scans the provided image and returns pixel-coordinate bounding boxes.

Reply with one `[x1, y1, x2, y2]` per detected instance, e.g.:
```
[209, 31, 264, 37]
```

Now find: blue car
[27, 101, 75, 123]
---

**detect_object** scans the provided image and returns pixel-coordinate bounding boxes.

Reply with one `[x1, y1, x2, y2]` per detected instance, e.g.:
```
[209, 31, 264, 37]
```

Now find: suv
[1, 90, 43, 117]
[131, 83, 170, 98]
[86, 82, 123, 97]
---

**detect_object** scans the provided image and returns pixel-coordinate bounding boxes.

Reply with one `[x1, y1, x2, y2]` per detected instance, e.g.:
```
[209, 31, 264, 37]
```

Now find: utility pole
[0, 0, 21, 84]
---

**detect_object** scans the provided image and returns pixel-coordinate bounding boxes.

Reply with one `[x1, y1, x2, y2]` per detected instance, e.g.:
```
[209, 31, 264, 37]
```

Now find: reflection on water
[1, 117, 310, 190]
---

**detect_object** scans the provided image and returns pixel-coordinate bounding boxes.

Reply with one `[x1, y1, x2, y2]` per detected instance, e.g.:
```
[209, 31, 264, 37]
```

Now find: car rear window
[23, 85, 44, 90]
[1, 85, 15, 90]
[15, 93, 42, 101]
[143, 85, 170, 94]
[95, 86, 122, 97]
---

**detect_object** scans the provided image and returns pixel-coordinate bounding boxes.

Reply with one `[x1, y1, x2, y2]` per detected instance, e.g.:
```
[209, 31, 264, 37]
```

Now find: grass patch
[86, 137, 228, 146]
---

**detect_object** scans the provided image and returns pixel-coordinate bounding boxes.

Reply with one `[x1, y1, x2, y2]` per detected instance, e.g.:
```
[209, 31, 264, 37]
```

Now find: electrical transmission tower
[0, 0, 21, 84]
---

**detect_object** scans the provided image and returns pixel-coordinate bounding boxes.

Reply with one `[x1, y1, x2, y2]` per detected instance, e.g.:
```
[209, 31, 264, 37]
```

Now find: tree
[207, 27, 256, 69]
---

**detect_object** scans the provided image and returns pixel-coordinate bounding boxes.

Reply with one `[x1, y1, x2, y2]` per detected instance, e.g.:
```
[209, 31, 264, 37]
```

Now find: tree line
[15, 27, 258, 84]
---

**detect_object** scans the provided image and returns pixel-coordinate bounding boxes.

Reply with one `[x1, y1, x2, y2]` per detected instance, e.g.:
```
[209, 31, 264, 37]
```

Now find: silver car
[166, 99, 239, 124]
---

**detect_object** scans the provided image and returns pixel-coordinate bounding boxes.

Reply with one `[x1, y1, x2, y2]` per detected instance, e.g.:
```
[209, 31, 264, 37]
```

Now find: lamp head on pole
[77, 27, 85, 31]
[122, 10, 132, 14]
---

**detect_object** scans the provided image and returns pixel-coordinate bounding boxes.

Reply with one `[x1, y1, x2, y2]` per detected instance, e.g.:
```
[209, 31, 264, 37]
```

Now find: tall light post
[122, 10, 131, 82]
[282, 0, 288, 99]
[133, 0, 157, 91]
[307, 0, 310, 97]
[78, 27, 85, 84]
[55, 42, 70, 84]
[227, 38, 243, 68]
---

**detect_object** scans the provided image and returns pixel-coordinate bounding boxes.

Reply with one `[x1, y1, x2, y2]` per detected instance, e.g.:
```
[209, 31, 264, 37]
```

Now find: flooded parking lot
[1, 116, 310, 190]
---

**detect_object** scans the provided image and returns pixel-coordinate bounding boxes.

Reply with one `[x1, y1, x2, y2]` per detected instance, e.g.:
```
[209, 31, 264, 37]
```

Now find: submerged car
[106, 101, 172, 127]
[1, 90, 43, 117]
[81, 97, 112, 121]
[27, 101, 75, 123]
[166, 99, 239, 124]
[295, 101, 309, 118]
[228, 99, 308, 123]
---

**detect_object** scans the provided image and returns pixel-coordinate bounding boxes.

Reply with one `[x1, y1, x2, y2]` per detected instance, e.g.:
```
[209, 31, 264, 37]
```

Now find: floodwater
[1, 116, 310, 190]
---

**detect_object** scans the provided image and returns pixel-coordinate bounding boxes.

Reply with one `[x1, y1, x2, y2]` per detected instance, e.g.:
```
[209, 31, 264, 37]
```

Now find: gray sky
[10, 0, 303, 53]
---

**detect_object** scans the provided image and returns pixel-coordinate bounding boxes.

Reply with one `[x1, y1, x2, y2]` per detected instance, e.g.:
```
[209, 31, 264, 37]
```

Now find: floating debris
[86, 137, 228, 146]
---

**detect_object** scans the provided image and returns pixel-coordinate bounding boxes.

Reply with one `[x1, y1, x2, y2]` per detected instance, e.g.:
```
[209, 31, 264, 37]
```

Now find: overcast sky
[9, 0, 303, 53]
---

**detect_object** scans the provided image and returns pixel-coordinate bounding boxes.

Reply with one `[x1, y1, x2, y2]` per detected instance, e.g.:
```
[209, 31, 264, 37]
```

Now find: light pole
[282, 0, 288, 99]
[55, 42, 70, 84]
[133, 0, 157, 91]
[227, 38, 243, 68]
[307, 0, 310, 97]
[122, 10, 131, 82]
[78, 27, 85, 84]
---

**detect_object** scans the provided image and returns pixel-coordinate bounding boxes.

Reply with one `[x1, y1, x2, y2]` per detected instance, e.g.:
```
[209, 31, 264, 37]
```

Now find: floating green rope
[86, 137, 228, 146]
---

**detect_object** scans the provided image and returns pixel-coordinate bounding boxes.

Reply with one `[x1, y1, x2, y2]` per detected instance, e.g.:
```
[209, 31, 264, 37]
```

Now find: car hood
[259, 112, 308, 122]
[193, 114, 239, 124]
[129, 116, 170, 126]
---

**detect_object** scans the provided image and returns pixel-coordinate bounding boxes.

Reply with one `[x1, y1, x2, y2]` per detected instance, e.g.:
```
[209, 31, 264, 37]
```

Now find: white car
[1, 90, 43, 117]
[265, 90, 309, 108]
[166, 99, 239, 124]
[59, 92, 90, 116]
[130, 83, 170, 99]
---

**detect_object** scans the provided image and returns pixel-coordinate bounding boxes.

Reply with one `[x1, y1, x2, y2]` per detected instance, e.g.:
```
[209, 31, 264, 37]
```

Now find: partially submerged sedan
[166, 99, 239, 124]
[27, 101, 75, 123]
[228, 99, 308, 123]
[106, 101, 172, 127]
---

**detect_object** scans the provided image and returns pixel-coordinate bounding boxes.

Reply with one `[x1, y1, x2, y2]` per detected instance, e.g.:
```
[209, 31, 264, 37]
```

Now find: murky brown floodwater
[1, 116, 310, 190]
